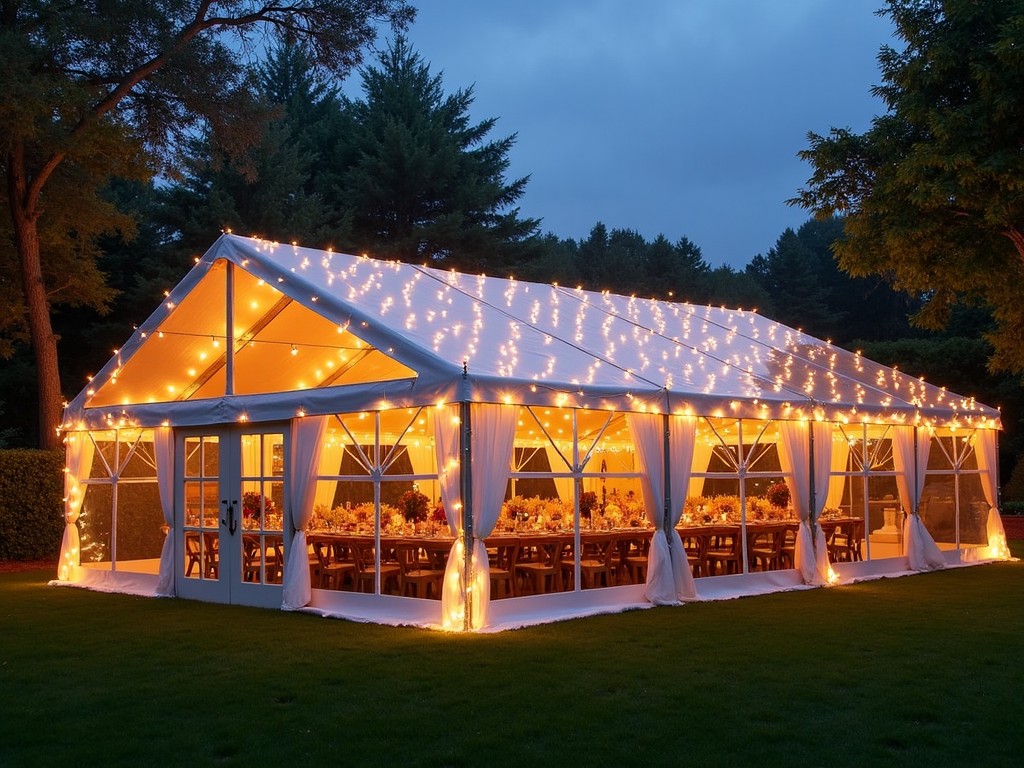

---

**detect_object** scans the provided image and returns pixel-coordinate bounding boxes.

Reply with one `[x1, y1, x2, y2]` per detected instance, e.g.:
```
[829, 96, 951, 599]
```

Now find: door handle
[221, 499, 238, 535]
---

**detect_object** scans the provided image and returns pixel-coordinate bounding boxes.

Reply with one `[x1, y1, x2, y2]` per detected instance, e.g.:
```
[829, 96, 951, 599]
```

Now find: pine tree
[333, 36, 541, 271]
[159, 41, 348, 253]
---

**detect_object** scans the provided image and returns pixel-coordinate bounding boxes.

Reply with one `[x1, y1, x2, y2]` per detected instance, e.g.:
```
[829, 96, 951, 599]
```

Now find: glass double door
[175, 424, 288, 608]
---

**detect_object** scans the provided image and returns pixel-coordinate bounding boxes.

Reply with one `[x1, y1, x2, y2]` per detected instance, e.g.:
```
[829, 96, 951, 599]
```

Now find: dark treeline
[2, 36, 1022, 491]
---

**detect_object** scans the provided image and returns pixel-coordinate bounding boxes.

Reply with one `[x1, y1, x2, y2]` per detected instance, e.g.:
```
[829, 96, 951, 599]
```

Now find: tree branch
[1004, 227, 1024, 260]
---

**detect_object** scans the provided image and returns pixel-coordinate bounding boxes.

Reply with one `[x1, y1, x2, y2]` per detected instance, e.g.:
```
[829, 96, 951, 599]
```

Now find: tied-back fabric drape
[435, 405, 464, 628]
[810, 422, 834, 582]
[973, 429, 1010, 559]
[282, 416, 329, 609]
[891, 426, 945, 571]
[668, 416, 698, 599]
[628, 414, 698, 604]
[439, 403, 516, 630]
[154, 427, 175, 597]
[58, 432, 95, 581]
[468, 404, 518, 629]
[777, 420, 831, 585]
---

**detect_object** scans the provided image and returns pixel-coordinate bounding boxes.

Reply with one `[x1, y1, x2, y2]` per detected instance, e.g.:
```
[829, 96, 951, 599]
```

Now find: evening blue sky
[393, 0, 894, 267]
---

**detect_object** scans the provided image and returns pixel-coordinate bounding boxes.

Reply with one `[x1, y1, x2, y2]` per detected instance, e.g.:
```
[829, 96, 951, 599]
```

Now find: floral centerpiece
[599, 488, 647, 528]
[579, 491, 598, 521]
[682, 495, 740, 523]
[309, 501, 402, 533]
[242, 491, 274, 529]
[765, 481, 791, 511]
[498, 495, 576, 532]
[681, 491, 796, 524]
[399, 489, 430, 523]
[601, 502, 622, 528]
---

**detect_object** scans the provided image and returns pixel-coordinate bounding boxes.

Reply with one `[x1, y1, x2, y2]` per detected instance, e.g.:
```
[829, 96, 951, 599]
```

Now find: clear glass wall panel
[504, 405, 575, 534]
[308, 479, 374, 593]
[957, 473, 988, 546]
[921, 474, 957, 546]
[114, 482, 164, 567]
[579, 409, 642, 591]
[88, 431, 117, 479]
[240, 432, 285, 585]
[183, 435, 220, 581]
[79, 484, 112, 570]
[865, 475, 902, 560]
[311, 409, 451, 597]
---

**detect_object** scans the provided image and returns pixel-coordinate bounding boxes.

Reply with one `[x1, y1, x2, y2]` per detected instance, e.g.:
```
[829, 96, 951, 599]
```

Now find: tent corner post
[460, 400, 473, 632]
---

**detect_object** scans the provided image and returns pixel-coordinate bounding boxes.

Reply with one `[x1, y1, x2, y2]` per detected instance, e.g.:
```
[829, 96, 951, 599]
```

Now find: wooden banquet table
[816, 516, 865, 562]
[307, 529, 656, 598]
[676, 521, 801, 577]
[305, 521, 829, 598]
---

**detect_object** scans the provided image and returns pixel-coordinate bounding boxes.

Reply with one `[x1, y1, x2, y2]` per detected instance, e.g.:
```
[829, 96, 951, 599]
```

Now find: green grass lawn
[3, 546, 1024, 767]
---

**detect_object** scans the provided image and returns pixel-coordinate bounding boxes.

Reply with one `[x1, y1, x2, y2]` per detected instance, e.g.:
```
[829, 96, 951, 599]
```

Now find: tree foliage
[160, 36, 544, 274]
[746, 218, 917, 342]
[158, 40, 349, 253]
[1, 0, 413, 447]
[790, 0, 1024, 373]
[333, 36, 542, 272]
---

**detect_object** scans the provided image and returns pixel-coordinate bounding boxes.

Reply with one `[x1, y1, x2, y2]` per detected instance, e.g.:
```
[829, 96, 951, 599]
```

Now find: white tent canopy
[63, 235, 1001, 431]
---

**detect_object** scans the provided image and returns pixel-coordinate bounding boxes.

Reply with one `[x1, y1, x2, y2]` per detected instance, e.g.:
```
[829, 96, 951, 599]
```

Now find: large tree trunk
[7, 143, 64, 450]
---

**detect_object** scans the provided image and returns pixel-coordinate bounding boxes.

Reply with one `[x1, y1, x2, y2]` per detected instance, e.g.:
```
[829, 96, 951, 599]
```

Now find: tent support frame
[460, 400, 473, 632]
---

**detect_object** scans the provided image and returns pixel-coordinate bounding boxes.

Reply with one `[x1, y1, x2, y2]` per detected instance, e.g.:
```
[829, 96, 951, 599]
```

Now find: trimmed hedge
[0, 449, 64, 561]
[1002, 500, 1024, 516]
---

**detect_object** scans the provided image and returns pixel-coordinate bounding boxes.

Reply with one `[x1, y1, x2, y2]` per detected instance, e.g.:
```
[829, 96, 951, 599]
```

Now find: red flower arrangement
[765, 481, 791, 510]
[399, 489, 430, 522]
[242, 491, 274, 520]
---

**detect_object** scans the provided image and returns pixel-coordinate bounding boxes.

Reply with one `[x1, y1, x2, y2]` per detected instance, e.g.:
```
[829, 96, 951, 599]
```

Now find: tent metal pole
[225, 262, 234, 396]
[572, 409, 581, 592]
[808, 423, 817, 552]
[996, 431, 1002, 511]
[460, 400, 473, 631]
[373, 412, 381, 595]
[913, 427, 920, 516]
[662, 413, 672, 539]
[738, 419, 748, 572]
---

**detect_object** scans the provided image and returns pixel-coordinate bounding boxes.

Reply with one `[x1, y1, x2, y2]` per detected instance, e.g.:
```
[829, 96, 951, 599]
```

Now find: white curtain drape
[312, 437, 344, 512]
[58, 432, 96, 581]
[891, 426, 944, 571]
[810, 422, 834, 581]
[687, 438, 715, 499]
[777, 420, 831, 585]
[469, 403, 518, 629]
[404, 443, 434, 477]
[282, 416, 329, 609]
[436, 405, 464, 628]
[628, 414, 697, 604]
[439, 403, 516, 630]
[153, 427, 175, 596]
[544, 444, 573, 502]
[826, 434, 851, 510]
[668, 415, 698, 597]
[973, 429, 1010, 559]
[241, 434, 262, 496]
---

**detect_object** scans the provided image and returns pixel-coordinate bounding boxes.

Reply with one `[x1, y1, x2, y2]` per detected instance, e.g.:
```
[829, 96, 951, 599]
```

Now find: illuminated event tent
[55, 234, 1011, 630]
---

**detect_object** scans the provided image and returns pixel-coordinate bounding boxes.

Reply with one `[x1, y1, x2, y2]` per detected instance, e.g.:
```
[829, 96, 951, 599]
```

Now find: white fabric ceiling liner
[62, 234, 1001, 431]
